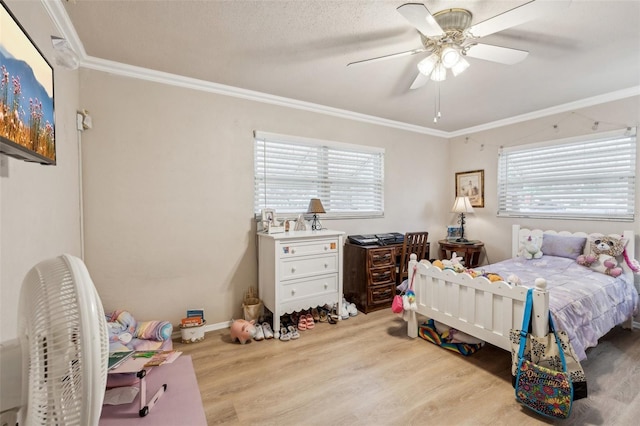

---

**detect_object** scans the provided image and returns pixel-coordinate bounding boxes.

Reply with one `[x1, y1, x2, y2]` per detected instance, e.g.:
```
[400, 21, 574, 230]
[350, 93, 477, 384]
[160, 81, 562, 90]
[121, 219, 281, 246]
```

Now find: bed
[406, 225, 638, 360]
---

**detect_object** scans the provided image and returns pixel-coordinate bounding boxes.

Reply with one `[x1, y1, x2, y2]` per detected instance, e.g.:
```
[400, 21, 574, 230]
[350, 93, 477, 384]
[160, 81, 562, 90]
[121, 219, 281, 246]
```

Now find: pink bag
[392, 265, 418, 314]
[391, 295, 404, 313]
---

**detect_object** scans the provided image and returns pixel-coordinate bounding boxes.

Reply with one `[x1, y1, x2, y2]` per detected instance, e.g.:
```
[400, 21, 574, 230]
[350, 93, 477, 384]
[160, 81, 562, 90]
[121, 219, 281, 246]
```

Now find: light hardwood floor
[174, 310, 640, 425]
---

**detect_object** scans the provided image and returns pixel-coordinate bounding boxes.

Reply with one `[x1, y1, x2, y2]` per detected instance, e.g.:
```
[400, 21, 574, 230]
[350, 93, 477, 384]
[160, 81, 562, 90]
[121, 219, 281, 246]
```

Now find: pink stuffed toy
[229, 319, 257, 344]
[577, 236, 626, 277]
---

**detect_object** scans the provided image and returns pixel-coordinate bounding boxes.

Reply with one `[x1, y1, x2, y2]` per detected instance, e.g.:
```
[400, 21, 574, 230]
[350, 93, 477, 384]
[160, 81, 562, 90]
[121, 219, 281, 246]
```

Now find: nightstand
[438, 239, 484, 268]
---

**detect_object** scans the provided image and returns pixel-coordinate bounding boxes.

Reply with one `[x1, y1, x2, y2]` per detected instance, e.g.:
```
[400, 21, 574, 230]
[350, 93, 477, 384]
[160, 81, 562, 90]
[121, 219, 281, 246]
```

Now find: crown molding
[80, 56, 449, 138]
[42, 0, 640, 140]
[41, 0, 86, 57]
[449, 86, 640, 138]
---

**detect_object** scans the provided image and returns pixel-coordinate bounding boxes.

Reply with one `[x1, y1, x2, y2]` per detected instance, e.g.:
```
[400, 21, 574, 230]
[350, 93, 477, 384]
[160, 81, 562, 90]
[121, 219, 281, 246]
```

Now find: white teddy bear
[522, 236, 543, 260]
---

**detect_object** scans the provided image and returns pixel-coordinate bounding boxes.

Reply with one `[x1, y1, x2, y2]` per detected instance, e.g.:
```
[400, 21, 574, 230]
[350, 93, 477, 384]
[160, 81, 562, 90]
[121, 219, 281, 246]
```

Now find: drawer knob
[324, 246, 328, 251]
[291, 249, 296, 254]
[291, 289, 296, 295]
[324, 283, 328, 289]
[291, 267, 296, 274]
[324, 263, 328, 268]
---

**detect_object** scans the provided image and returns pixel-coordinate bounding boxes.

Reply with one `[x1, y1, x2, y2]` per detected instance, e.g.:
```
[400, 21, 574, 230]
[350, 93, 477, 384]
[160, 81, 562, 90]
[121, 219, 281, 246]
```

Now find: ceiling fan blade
[397, 3, 444, 38]
[347, 47, 426, 67]
[466, 0, 571, 38]
[465, 43, 529, 65]
[409, 72, 429, 90]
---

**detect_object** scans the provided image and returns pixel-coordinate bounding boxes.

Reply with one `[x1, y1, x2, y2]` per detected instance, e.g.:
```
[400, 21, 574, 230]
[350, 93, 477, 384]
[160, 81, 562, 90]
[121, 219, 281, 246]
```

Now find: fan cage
[19, 254, 109, 426]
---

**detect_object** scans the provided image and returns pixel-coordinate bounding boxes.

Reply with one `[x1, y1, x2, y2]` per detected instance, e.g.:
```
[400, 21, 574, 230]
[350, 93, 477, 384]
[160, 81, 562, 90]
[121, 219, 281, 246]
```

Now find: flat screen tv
[0, 0, 55, 165]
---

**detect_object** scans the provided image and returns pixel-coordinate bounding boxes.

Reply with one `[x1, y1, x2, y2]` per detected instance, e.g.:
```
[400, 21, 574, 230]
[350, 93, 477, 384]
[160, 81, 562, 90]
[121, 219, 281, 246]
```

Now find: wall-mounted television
[0, 0, 55, 165]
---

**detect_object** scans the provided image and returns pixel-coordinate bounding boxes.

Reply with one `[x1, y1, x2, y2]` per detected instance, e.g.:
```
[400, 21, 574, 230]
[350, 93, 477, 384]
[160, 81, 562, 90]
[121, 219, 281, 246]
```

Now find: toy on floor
[230, 319, 257, 344]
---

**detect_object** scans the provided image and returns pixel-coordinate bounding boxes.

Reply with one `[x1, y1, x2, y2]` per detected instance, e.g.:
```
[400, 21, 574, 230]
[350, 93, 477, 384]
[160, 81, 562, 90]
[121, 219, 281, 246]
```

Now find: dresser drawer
[368, 266, 395, 286]
[280, 254, 337, 281]
[281, 274, 338, 303]
[368, 248, 395, 268]
[280, 239, 339, 258]
[368, 284, 395, 306]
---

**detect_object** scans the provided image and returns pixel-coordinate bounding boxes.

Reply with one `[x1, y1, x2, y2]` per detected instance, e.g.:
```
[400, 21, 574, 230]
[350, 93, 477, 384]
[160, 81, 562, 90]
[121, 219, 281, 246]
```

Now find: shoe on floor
[311, 307, 320, 322]
[347, 303, 358, 317]
[279, 327, 291, 341]
[261, 322, 274, 339]
[254, 324, 265, 341]
[318, 307, 329, 323]
[305, 313, 315, 329]
[343, 298, 358, 317]
[340, 304, 349, 320]
[288, 325, 300, 339]
[297, 314, 307, 331]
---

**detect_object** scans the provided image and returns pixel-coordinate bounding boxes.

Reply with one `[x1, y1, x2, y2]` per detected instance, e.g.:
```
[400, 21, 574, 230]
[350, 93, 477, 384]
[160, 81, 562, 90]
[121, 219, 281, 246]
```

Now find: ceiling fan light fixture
[417, 54, 438, 76]
[430, 62, 447, 81]
[441, 46, 460, 68]
[451, 56, 470, 76]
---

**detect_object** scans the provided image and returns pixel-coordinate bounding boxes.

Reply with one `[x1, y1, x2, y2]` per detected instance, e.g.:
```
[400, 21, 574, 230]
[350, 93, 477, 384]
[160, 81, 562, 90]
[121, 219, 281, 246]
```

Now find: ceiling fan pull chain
[433, 84, 441, 123]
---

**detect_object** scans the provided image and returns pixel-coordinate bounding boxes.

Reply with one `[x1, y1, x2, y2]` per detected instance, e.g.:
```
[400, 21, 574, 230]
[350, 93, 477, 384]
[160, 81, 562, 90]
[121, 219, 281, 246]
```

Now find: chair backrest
[398, 232, 429, 285]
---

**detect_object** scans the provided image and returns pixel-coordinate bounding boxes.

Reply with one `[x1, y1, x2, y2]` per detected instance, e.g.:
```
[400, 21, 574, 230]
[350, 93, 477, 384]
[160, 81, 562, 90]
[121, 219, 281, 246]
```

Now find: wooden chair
[397, 232, 430, 285]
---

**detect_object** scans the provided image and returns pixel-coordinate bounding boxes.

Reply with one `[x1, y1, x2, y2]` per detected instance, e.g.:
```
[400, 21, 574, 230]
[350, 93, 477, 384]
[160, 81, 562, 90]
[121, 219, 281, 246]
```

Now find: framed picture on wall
[455, 170, 484, 207]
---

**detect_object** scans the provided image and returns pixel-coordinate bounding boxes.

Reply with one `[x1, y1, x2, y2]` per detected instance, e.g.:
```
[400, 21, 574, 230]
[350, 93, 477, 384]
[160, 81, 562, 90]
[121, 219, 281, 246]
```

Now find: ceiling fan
[348, 1, 571, 90]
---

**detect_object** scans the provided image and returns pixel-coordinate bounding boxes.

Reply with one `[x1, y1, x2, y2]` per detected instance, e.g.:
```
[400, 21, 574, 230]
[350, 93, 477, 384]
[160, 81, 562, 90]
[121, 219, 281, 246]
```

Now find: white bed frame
[407, 225, 636, 350]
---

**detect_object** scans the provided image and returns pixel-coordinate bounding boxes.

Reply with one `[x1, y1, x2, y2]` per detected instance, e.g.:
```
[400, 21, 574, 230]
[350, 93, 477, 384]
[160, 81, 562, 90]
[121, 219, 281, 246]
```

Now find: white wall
[0, 0, 81, 412]
[448, 96, 640, 265]
[78, 69, 449, 328]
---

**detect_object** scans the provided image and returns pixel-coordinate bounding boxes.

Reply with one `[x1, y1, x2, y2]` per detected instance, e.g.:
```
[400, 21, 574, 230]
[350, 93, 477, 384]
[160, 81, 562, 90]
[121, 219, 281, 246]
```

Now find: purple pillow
[541, 233, 587, 260]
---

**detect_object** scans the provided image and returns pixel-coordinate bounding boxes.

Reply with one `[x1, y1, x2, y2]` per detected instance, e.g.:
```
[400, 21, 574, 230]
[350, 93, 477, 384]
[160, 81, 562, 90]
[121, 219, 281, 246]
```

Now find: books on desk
[108, 350, 134, 370]
[136, 350, 182, 367]
[108, 351, 182, 374]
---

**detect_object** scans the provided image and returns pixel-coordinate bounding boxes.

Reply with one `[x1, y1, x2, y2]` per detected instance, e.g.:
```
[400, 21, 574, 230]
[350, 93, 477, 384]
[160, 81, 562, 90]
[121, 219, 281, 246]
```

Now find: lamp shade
[307, 198, 325, 214]
[430, 62, 447, 82]
[451, 196, 474, 214]
[441, 46, 460, 68]
[451, 56, 470, 76]
[417, 54, 438, 76]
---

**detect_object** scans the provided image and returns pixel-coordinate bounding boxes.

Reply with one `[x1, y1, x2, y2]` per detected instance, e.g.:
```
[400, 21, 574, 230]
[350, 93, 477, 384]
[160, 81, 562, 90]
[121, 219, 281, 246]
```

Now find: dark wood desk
[343, 241, 430, 313]
[438, 239, 484, 268]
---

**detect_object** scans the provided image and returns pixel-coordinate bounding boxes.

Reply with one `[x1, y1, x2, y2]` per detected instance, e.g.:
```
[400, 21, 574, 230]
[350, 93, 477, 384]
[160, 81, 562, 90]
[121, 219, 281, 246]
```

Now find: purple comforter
[475, 256, 638, 360]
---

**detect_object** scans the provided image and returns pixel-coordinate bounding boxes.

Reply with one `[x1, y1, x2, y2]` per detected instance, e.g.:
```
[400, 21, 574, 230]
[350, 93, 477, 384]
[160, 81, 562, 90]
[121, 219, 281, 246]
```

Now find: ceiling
[59, 0, 640, 135]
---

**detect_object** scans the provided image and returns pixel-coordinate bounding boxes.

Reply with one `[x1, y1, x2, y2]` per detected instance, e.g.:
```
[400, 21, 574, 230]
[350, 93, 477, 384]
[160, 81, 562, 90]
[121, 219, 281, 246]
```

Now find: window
[254, 131, 384, 218]
[498, 128, 636, 221]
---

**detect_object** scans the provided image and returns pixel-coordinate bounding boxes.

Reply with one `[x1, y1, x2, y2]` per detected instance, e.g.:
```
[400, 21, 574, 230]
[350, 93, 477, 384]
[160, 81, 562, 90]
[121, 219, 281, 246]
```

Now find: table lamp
[451, 196, 474, 242]
[307, 198, 325, 231]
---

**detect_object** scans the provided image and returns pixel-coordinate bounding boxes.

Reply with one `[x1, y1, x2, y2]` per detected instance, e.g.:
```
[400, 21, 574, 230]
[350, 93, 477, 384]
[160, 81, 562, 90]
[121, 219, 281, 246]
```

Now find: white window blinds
[254, 131, 385, 217]
[498, 128, 636, 221]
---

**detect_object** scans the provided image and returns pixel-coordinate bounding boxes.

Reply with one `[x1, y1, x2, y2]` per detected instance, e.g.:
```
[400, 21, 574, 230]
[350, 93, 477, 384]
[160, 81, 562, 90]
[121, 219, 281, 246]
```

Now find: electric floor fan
[18, 254, 109, 425]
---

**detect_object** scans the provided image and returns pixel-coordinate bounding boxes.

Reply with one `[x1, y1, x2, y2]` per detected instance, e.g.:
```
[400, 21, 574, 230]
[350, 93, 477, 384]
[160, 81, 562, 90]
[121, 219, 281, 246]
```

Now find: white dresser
[258, 230, 344, 338]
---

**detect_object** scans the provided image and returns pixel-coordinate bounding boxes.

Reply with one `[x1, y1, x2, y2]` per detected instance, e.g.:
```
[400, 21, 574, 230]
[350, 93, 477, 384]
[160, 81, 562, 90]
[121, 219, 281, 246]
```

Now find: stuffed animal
[105, 311, 136, 347]
[522, 236, 543, 260]
[577, 236, 626, 277]
[230, 319, 257, 344]
[448, 252, 465, 272]
[106, 319, 133, 345]
[465, 268, 503, 282]
[434, 253, 465, 273]
[105, 310, 173, 351]
[507, 274, 522, 286]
